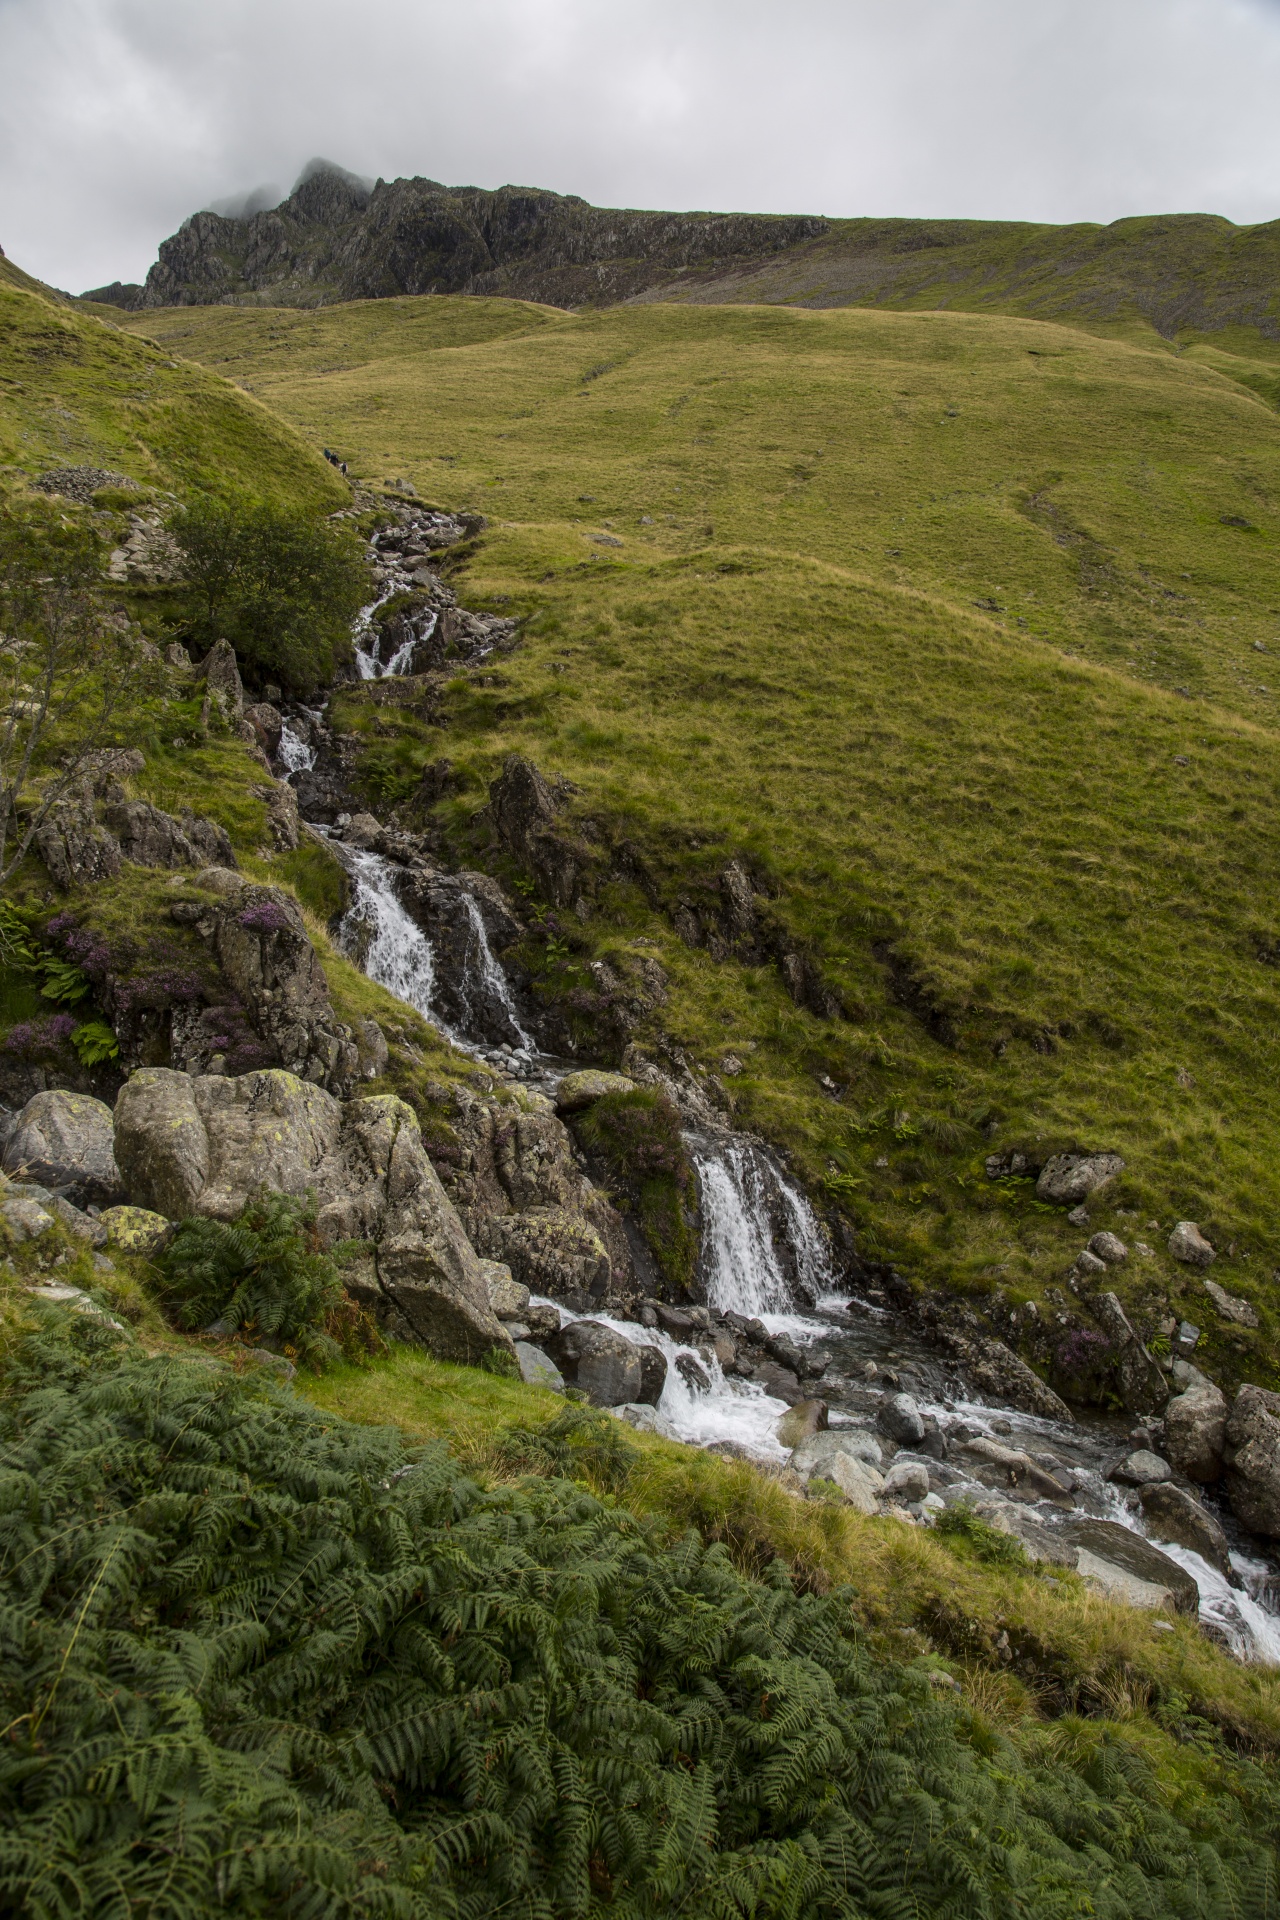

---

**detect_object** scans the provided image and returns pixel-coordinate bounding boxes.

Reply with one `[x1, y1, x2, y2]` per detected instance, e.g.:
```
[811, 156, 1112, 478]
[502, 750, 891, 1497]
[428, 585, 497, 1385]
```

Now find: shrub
[156, 1190, 347, 1370]
[0, 1323, 1276, 1917]
[576, 1087, 699, 1293]
[171, 497, 368, 693]
[934, 1499, 1030, 1568]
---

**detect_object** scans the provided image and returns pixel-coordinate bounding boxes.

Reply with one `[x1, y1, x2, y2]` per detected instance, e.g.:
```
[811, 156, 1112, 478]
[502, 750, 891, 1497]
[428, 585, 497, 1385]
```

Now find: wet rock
[878, 1391, 926, 1445]
[481, 1259, 530, 1319]
[1168, 1220, 1216, 1267]
[1224, 1385, 1280, 1538]
[514, 1341, 565, 1392]
[637, 1344, 668, 1405]
[1061, 1517, 1200, 1615]
[1139, 1482, 1234, 1578]
[1107, 1449, 1172, 1487]
[1036, 1151, 1124, 1205]
[881, 1459, 930, 1503]
[917, 1418, 950, 1462]
[97, 1205, 172, 1255]
[549, 1319, 642, 1406]
[1163, 1378, 1227, 1483]
[1205, 1279, 1259, 1328]
[1088, 1231, 1128, 1265]
[674, 1352, 711, 1394]
[555, 1070, 638, 1113]
[958, 1436, 1075, 1504]
[243, 702, 282, 756]
[777, 1399, 828, 1449]
[927, 1318, 1073, 1420]
[1, 1091, 123, 1207]
[751, 1360, 804, 1404]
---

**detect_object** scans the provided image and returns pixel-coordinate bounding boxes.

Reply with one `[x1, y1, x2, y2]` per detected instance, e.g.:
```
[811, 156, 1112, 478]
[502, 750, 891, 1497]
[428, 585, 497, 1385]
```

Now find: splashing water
[354, 595, 436, 679]
[337, 846, 439, 1020]
[456, 892, 535, 1050]
[692, 1136, 829, 1316]
[278, 717, 316, 774]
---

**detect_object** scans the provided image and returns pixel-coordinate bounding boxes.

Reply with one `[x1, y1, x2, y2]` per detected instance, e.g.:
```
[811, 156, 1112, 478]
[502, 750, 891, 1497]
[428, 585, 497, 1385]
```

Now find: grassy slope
[108, 293, 1280, 1390]
[0, 273, 348, 507]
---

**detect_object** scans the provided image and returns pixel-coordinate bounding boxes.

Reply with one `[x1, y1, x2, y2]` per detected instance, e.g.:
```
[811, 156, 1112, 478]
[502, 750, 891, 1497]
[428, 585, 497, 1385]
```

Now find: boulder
[99, 1206, 172, 1255]
[1088, 1231, 1128, 1265]
[481, 1259, 530, 1319]
[612, 1402, 677, 1438]
[777, 1399, 828, 1449]
[1168, 1221, 1215, 1268]
[549, 1319, 641, 1406]
[243, 703, 283, 756]
[929, 1324, 1073, 1420]
[1036, 1151, 1124, 1205]
[1138, 1482, 1234, 1578]
[476, 1208, 613, 1302]
[555, 1070, 638, 1113]
[113, 1069, 511, 1365]
[1, 1192, 55, 1241]
[514, 1341, 565, 1392]
[878, 1392, 926, 1445]
[1, 1091, 122, 1207]
[33, 779, 123, 890]
[1107, 1449, 1173, 1487]
[1163, 1380, 1227, 1483]
[674, 1353, 711, 1394]
[1061, 1517, 1200, 1615]
[199, 638, 244, 717]
[637, 1345, 668, 1405]
[791, 1429, 884, 1485]
[1090, 1291, 1168, 1414]
[805, 1451, 884, 1514]
[1224, 1385, 1280, 1538]
[881, 1459, 930, 1503]
[958, 1436, 1075, 1504]
[1205, 1279, 1259, 1329]
[751, 1360, 804, 1405]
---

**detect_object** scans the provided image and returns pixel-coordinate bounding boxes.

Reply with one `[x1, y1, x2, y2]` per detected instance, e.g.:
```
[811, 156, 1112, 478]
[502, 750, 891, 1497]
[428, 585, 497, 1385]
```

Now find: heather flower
[239, 901, 291, 934]
[3, 1013, 76, 1059]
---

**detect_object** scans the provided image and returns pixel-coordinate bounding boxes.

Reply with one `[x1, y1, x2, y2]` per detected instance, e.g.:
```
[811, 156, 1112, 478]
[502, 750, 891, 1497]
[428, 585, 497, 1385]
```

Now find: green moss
[575, 1088, 699, 1294]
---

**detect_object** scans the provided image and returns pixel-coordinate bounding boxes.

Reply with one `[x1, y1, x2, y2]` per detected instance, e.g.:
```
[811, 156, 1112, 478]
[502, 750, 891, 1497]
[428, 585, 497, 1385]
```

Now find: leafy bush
[156, 1190, 350, 1370]
[0, 1322, 1278, 1918]
[171, 497, 368, 692]
[575, 1087, 699, 1293]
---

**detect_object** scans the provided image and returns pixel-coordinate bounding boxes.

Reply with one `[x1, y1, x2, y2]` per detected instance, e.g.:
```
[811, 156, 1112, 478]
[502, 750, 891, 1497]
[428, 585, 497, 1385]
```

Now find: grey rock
[1036, 1151, 1124, 1205]
[1067, 1204, 1090, 1227]
[1088, 1231, 1128, 1265]
[1224, 1385, 1280, 1538]
[1164, 1380, 1227, 1483]
[881, 1459, 930, 1502]
[199, 638, 244, 717]
[958, 1435, 1076, 1504]
[751, 1360, 804, 1404]
[1, 1193, 55, 1240]
[1091, 1291, 1168, 1414]
[791, 1431, 886, 1510]
[203, 882, 359, 1095]
[514, 1341, 565, 1392]
[878, 1391, 926, 1445]
[1107, 1449, 1173, 1487]
[1168, 1220, 1216, 1267]
[26, 1279, 124, 1331]
[674, 1352, 711, 1394]
[555, 1069, 637, 1113]
[777, 1399, 828, 1449]
[1139, 1481, 1234, 1578]
[1205, 1279, 1259, 1328]
[481, 1259, 530, 1319]
[637, 1344, 668, 1406]
[2, 1091, 123, 1207]
[550, 1319, 642, 1406]
[243, 703, 283, 756]
[612, 1402, 676, 1437]
[1073, 1249, 1108, 1276]
[477, 1207, 613, 1302]
[1061, 1516, 1200, 1615]
[526, 1302, 562, 1341]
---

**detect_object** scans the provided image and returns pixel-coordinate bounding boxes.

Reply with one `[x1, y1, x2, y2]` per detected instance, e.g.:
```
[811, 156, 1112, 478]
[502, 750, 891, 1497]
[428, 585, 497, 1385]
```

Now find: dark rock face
[488, 754, 592, 908]
[34, 750, 235, 891]
[1224, 1386, 1280, 1538]
[1138, 1482, 1234, 1578]
[395, 868, 528, 1045]
[96, 173, 830, 312]
[548, 1319, 642, 1406]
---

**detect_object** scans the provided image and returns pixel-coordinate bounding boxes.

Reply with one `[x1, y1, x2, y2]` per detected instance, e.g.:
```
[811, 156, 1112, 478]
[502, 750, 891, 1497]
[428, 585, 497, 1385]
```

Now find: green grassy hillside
[0, 273, 347, 508]
[106, 293, 1280, 1388]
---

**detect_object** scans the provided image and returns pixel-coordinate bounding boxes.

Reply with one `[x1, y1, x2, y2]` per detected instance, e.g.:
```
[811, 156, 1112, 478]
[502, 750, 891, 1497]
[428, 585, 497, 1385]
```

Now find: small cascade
[456, 892, 536, 1051]
[337, 846, 439, 1021]
[352, 585, 405, 679]
[278, 714, 318, 775]
[691, 1135, 830, 1316]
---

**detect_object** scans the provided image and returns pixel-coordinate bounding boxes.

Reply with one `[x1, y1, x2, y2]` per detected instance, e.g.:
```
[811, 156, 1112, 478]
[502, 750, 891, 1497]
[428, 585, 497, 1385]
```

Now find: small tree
[172, 497, 368, 691]
[0, 511, 162, 887]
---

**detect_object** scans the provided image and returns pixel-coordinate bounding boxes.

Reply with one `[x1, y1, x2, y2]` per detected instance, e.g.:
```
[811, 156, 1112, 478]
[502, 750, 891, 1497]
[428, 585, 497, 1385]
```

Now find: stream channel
[275, 532, 1280, 1667]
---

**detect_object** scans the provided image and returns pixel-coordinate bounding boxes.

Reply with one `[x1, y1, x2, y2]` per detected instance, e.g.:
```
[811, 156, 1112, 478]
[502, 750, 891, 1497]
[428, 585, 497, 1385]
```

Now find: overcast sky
[3, 0, 1280, 293]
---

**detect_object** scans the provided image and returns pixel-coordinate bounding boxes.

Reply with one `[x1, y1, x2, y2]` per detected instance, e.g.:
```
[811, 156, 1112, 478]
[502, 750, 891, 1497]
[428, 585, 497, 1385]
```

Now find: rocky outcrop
[1, 1090, 123, 1206]
[33, 749, 235, 892]
[555, 1070, 638, 1113]
[548, 1319, 643, 1405]
[394, 868, 529, 1044]
[1061, 1517, 1200, 1615]
[1224, 1386, 1280, 1538]
[487, 755, 596, 909]
[1138, 1482, 1233, 1578]
[924, 1311, 1073, 1421]
[112, 1067, 512, 1364]
[198, 639, 245, 718]
[171, 874, 359, 1094]
[98, 169, 830, 313]
[441, 1084, 634, 1306]
[1088, 1291, 1168, 1415]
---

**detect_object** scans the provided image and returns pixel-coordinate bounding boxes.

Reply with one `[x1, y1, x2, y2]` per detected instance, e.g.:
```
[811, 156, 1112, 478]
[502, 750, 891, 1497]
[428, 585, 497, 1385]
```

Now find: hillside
[104, 290, 1280, 1395]
[85, 167, 1280, 359]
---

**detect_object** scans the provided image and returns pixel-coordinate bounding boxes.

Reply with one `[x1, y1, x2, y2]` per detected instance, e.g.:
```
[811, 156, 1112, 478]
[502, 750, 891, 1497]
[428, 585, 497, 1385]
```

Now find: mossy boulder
[100, 1205, 173, 1256]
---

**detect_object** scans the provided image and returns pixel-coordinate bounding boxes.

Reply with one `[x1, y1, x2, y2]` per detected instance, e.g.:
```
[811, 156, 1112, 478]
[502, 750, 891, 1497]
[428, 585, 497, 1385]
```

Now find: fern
[156, 1190, 344, 1370]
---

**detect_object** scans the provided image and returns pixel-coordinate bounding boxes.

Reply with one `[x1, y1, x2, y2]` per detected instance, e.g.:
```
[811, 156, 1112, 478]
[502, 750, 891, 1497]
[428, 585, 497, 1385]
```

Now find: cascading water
[456, 893, 535, 1051]
[337, 846, 440, 1022]
[278, 712, 319, 775]
[691, 1136, 826, 1315]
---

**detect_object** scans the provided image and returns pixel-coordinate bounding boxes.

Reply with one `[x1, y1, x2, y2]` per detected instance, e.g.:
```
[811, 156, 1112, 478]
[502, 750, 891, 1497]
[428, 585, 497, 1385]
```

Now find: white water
[458, 893, 536, 1051]
[692, 1136, 829, 1314]
[338, 846, 439, 1020]
[278, 717, 316, 774]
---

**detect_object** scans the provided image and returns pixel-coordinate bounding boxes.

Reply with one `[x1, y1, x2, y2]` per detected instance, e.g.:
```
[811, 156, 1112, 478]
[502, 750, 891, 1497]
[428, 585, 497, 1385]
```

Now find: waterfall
[354, 590, 436, 680]
[337, 846, 439, 1021]
[278, 717, 316, 774]
[458, 892, 535, 1050]
[691, 1136, 830, 1316]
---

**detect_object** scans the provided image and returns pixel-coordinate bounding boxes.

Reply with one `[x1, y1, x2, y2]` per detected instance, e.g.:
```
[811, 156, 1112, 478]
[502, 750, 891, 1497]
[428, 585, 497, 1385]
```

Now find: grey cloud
[1, 0, 1279, 293]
